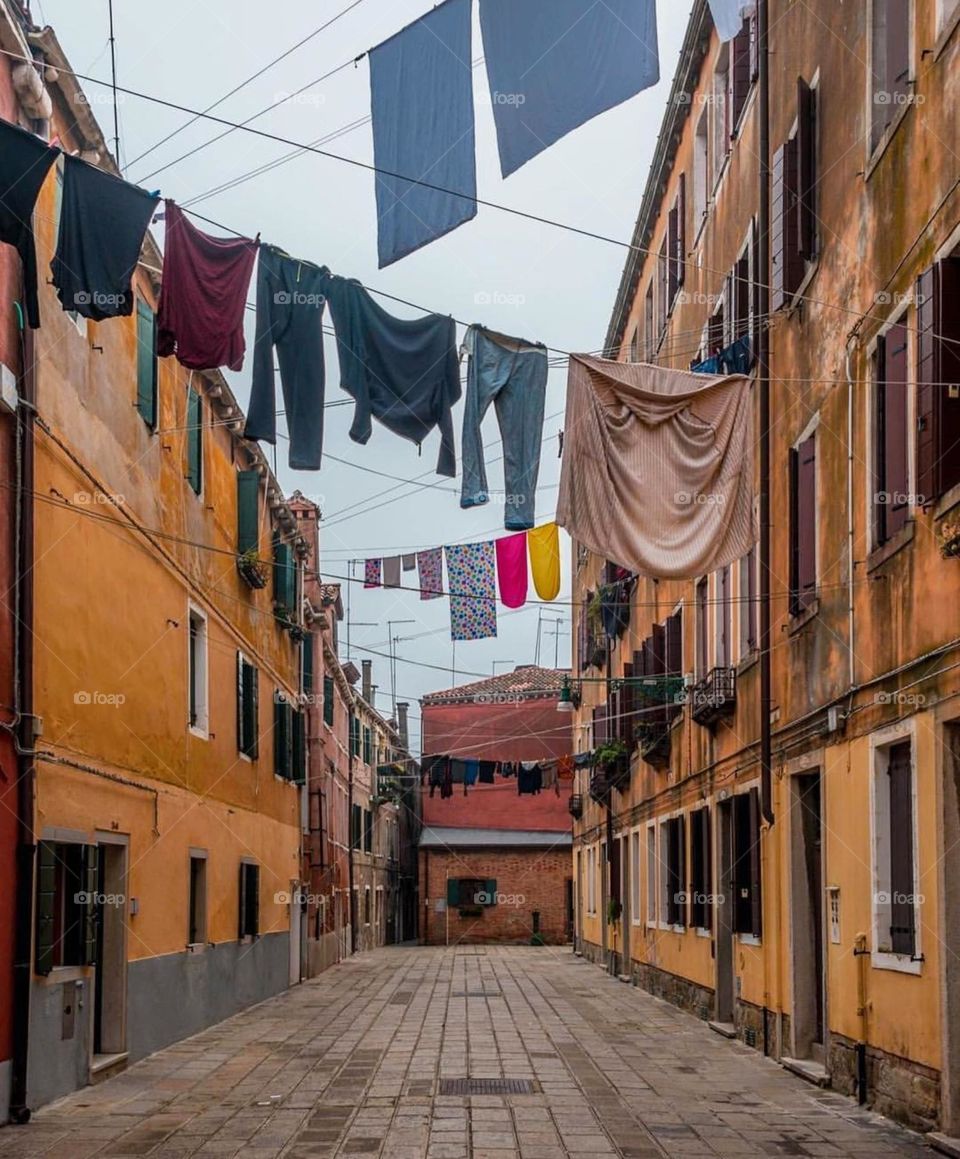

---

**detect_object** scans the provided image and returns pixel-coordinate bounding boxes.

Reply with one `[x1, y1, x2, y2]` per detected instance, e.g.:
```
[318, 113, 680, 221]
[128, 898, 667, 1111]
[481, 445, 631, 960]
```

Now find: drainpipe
[854, 932, 870, 1103]
[347, 744, 355, 956]
[396, 703, 409, 752]
[845, 345, 857, 689]
[10, 316, 36, 1125]
[361, 659, 372, 704]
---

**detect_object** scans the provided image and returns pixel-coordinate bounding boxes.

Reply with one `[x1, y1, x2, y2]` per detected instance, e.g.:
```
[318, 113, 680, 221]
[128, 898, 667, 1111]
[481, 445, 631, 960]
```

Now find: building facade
[2, 18, 311, 1112]
[570, 0, 960, 1136]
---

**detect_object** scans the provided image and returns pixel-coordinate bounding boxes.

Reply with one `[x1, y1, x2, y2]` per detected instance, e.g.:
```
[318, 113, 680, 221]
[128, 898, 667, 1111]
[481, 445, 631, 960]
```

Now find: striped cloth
[557, 355, 755, 579]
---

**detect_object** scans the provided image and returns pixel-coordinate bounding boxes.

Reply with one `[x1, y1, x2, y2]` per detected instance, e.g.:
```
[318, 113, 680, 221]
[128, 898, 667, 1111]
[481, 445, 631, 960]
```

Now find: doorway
[715, 800, 735, 1026]
[289, 882, 302, 986]
[940, 723, 960, 1134]
[93, 840, 127, 1059]
[790, 772, 825, 1063]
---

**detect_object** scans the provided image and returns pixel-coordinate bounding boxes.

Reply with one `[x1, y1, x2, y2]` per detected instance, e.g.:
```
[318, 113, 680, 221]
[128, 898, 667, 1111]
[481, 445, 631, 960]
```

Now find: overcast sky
[36, 0, 694, 755]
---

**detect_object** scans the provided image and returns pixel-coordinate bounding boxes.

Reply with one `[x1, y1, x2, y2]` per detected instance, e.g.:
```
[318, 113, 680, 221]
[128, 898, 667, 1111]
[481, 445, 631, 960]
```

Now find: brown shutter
[749, 788, 763, 938]
[735, 254, 750, 340]
[797, 77, 816, 260]
[668, 202, 679, 305]
[621, 661, 635, 746]
[884, 324, 910, 538]
[696, 579, 709, 675]
[651, 623, 667, 676]
[916, 265, 939, 504]
[701, 808, 713, 931]
[610, 837, 622, 904]
[677, 813, 687, 927]
[887, 0, 911, 100]
[888, 742, 915, 957]
[718, 565, 731, 667]
[666, 609, 683, 676]
[750, 216, 761, 349]
[731, 23, 751, 130]
[941, 258, 960, 496]
[772, 138, 801, 310]
[748, 12, 759, 82]
[798, 434, 817, 610]
[676, 173, 686, 291]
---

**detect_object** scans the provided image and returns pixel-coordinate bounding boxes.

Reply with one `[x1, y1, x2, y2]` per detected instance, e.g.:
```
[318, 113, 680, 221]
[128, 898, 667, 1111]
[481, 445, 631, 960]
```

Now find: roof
[421, 665, 568, 706]
[419, 826, 572, 849]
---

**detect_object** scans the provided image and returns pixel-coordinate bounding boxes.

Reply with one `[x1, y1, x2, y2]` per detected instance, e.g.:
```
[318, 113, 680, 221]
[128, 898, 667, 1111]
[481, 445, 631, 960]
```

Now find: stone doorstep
[930, 1133, 960, 1158]
[780, 1057, 831, 1088]
[707, 1021, 737, 1039]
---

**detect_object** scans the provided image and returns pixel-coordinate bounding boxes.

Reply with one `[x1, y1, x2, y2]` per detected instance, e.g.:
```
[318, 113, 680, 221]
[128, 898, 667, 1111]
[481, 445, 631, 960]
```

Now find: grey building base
[27, 933, 289, 1111]
[828, 1030, 940, 1134]
[0, 1059, 10, 1124]
[306, 934, 341, 977]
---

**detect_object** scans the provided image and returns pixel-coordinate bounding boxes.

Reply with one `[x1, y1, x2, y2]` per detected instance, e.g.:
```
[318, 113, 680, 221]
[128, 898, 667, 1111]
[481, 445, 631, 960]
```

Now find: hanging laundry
[558, 754, 575, 781]
[495, 531, 528, 610]
[383, 556, 402, 588]
[600, 581, 632, 639]
[557, 355, 755, 579]
[464, 760, 479, 787]
[244, 245, 329, 470]
[369, 0, 477, 267]
[0, 118, 59, 329]
[51, 154, 159, 321]
[325, 276, 461, 477]
[364, 559, 382, 588]
[156, 202, 258, 371]
[693, 335, 753, 377]
[445, 542, 497, 641]
[517, 763, 543, 795]
[417, 548, 444, 600]
[528, 522, 561, 601]
[460, 326, 548, 530]
[402, 554, 417, 571]
[708, 0, 757, 41]
[478, 761, 497, 784]
[450, 759, 467, 784]
[541, 762, 558, 791]
[479, 0, 659, 178]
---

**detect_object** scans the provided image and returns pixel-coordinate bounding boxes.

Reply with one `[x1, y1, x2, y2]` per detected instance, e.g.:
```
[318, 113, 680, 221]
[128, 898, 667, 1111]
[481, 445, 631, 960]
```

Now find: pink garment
[495, 531, 528, 609]
[364, 559, 382, 588]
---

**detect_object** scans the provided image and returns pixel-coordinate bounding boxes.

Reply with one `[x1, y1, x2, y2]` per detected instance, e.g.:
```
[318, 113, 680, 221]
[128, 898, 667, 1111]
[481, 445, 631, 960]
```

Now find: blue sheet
[369, 0, 477, 267]
[708, 0, 753, 42]
[479, 0, 660, 178]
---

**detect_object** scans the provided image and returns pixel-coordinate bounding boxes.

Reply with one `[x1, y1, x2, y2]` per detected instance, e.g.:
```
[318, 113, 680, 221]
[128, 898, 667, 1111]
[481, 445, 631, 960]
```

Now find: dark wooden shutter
[236, 652, 244, 753]
[718, 565, 731, 667]
[237, 470, 260, 555]
[238, 862, 247, 937]
[676, 173, 686, 291]
[274, 697, 291, 780]
[186, 388, 202, 493]
[249, 865, 260, 936]
[302, 637, 314, 696]
[734, 254, 750, 340]
[772, 138, 801, 310]
[748, 11, 759, 81]
[696, 579, 709, 675]
[241, 661, 259, 759]
[621, 661, 634, 746]
[690, 811, 704, 928]
[888, 742, 915, 956]
[658, 236, 668, 338]
[798, 435, 817, 609]
[136, 298, 157, 428]
[677, 814, 687, 926]
[666, 610, 683, 676]
[323, 675, 334, 727]
[916, 265, 940, 503]
[35, 841, 57, 975]
[81, 844, 99, 966]
[668, 201, 679, 306]
[446, 878, 461, 906]
[273, 538, 296, 611]
[740, 548, 757, 653]
[730, 23, 751, 130]
[610, 838, 622, 904]
[701, 808, 713, 931]
[750, 216, 761, 350]
[749, 788, 763, 937]
[878, 325, 910, 540]
[485, 879, 497, 905]
[293, 711, 306, 785]
[797, 77, 816, 260]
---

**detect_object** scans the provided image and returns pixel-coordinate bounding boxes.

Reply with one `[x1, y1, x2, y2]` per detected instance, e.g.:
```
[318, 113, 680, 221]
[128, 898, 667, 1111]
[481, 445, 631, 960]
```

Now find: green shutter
[35, 842, 57, 975]
[250, 865, 259, 936]
[274, 697, 291, 779]
[247, 664, 259, 759]
[237, 470, 260, 555]
[273, 538, 296, 612]
[186, 389, 203, 494]
[293, 711, 306, 785]
[238, 862, 247, 938]
[485, 879, 497, 906]
[363, 726, 372, 766]
[302, 638, 314, 696]
[81, 845, 99, 966]
[236, 652, 244, 753]
[323, 675, 334, 727]
[446, 879, 461, 906]
[136, 299, 157, 428]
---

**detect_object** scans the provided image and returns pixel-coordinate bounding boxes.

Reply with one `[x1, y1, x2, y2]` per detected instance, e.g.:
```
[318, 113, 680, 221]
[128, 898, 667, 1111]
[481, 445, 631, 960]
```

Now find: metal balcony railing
[691, 667, 737, 727]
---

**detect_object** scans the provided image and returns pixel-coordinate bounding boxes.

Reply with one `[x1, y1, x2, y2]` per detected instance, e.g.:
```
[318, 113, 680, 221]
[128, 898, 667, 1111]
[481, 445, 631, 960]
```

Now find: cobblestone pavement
[1, 946, 931, 1158]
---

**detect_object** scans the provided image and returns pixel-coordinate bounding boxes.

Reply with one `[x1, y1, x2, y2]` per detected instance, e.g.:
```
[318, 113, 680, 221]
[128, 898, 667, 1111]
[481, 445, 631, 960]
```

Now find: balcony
[589, 770, 610, 805]
[568, 794, 583, 819]
[634, 719, 672, 769]
[691, 667, 737, 727]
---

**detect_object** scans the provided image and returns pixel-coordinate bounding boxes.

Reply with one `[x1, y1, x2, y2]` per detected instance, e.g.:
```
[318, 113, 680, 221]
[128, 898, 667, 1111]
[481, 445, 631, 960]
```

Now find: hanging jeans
[245, 245, 329, 469]
[460, 326, 547, 530]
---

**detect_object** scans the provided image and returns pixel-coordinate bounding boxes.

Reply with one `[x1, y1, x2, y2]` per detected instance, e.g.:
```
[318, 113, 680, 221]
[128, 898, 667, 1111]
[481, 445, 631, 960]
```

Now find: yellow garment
[528, 522, 561, 600]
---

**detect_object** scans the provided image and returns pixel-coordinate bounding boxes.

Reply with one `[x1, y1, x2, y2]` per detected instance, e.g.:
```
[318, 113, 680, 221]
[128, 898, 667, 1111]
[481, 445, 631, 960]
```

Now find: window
[789, 431, 817, 615]
[874, 321, 910, 545]
[447, 878, 496, 907]
[916, 257, 960, 504]
[693, 109, 709, 227]
[237, 469, 260, 556]
[323, 675, 335, 728]
[772, 137, 802, 310]
[661, 817, 686, 927]
[349, 714, 361, 757]
[188, 607, 208, 735]
[629, 327, 639, 362]
[666, 607, 683, 677]
[711, 47, 729, 189]
[630, 830, 641, 923]
[730, 250, 750, 342]
[870, 0, 911, 152]
[236, 653, 259, 759]
[646, 825, 657, 926]
[363, 808, 373, 853]
[610, 836, 622, 907]
[939, 0, 960, 33]
[136, 298, 157, 428]
[274, 695, 302, 781]
[690, 808, 712, 930]
[351, 803, 362, 850]
[797, 78, 818, 262]
[238, 861, 259, 939]
[696, 577, 709, 676]
[740, 547, 758, 655]
[273, 536, 297, 616]
[301, 638, 314, 701]
[732, 789, 762, 937]
[186, 387, 203, 495]
[363, 726, 372, 766]
[716, 565, 731, 668]
[667, 174, 686, 307]
[728, 19, 753, 131]
[656, 237, 668, 343]
[188, 853, 207, 946]
[364, 886, 371, 925]
[35, 841, 98, 974]
[873, 739, 918, 960]
[643, 282, 655, 360]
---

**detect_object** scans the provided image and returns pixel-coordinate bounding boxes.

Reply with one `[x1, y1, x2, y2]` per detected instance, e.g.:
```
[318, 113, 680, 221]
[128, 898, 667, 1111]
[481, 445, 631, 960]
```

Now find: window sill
[696, 927, 711, 939]
[738, 933, 762, 947]
[186, 942, 207, 954]
[38, 965, 90, 984]
[787, 598, 820, 637]
[189, 725, 209, 741]
[872, 950, 922, 976]
[933, 6, 960, 62]
[787, 256, 821, 315]
[867, 520, 915, 574]
[865, 100, 914, 181]
[935, 480, 960, 521]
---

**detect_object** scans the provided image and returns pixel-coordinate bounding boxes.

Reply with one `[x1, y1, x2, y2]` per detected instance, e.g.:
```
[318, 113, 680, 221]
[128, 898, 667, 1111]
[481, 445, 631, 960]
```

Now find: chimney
[369, 685, 377, 710]
[397, 703, 409, 752]
[362, 659, 373, 703]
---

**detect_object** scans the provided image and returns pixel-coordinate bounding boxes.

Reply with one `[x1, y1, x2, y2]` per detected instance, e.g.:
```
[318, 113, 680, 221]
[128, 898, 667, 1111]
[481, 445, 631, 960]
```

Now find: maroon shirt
[157, 201, 258, 371]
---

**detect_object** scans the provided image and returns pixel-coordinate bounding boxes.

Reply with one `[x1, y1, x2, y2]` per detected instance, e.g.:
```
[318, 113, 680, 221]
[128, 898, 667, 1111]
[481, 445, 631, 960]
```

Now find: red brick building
[418, 667, 573, 945]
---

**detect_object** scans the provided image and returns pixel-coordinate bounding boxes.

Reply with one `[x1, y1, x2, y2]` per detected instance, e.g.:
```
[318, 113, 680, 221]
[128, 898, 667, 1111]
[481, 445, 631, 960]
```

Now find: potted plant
[237, 548, 269, 589]
[593, 738, 627, 773]
[940, 518, 960, 559]
[607, 897, 622, 925]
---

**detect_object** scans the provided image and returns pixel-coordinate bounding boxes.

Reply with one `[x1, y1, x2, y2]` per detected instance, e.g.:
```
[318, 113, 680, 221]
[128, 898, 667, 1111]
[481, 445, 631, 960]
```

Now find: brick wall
[419, 847, 572, 946]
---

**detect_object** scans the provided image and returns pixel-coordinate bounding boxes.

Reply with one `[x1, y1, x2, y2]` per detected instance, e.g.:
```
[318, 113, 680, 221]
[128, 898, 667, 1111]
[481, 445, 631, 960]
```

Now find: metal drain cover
[439, 1078, 536, 1095]
[451, 990, 502, 997]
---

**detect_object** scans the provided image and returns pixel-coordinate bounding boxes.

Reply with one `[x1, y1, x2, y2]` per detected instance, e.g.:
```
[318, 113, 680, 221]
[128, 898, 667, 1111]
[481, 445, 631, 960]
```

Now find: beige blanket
[556, 355, 755, 579]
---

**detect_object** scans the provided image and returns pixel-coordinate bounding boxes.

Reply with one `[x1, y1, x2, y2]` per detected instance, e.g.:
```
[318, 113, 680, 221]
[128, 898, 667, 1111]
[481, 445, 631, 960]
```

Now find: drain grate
[439, 1078, 535, 1096]
[389, 991, 413, 1005]
[451, 989, 502, 998]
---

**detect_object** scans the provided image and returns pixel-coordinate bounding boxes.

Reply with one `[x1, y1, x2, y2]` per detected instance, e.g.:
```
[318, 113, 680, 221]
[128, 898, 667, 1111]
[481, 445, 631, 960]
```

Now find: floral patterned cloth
[364, 558, 382, 588]
[445, 542, 497, 641]
[416, 548, 444, 600]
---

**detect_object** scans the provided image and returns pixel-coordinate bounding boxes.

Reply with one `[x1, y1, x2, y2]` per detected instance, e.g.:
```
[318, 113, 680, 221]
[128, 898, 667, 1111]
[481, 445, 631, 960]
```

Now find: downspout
[846, 344, 857, 689]
[10, 313, 35, 1125]
[347, 734, 355, 956]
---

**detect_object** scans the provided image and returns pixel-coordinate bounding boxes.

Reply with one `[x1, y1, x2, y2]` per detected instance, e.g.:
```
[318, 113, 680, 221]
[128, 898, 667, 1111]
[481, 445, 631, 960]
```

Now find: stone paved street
[1, 947, 930, 1159]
